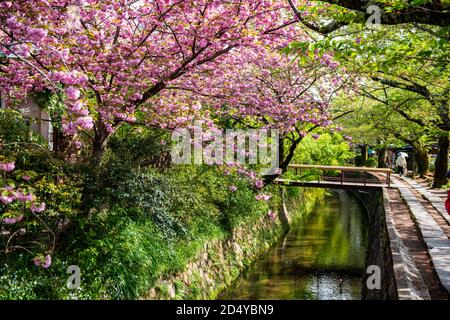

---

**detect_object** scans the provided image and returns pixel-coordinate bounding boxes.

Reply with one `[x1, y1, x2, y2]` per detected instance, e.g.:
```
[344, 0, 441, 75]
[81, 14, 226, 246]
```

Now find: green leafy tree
[287, 12, 449, 186]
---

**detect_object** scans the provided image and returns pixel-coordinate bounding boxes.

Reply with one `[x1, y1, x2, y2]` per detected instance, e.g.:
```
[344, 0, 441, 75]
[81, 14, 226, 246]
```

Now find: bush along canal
[220, 189, 370, 300]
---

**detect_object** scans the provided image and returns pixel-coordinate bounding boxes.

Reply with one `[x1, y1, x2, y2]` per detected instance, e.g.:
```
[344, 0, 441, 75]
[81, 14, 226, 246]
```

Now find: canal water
[220, 190, 369, 300]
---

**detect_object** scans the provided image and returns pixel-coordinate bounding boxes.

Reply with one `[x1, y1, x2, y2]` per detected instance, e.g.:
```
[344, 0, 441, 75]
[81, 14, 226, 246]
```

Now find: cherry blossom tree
[0, 0, 299, 164]
[167, 45, 348, 173]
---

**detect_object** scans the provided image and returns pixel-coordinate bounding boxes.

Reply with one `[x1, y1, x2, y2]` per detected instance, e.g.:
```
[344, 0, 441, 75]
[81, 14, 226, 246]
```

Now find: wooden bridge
[275, 164, 392, 190]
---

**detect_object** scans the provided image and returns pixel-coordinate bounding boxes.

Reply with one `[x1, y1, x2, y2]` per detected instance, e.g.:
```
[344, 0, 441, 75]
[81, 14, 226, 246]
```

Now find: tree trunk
[52, 126, 69, 156]
[91, 126, 108, 166]
[264, 137, 299, 183]
[79, 124, 110, 214]
[414, 145, 429, 178]
[432, 134, 449, 188]
[377, 147, 386, 168]
[361, 145, 368, 166]
[280, 138, 302, 174]
[278, 137, 285, 171]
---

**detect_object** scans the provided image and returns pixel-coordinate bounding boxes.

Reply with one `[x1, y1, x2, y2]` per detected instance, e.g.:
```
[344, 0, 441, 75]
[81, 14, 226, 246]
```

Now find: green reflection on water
[220, 190, 368, 300]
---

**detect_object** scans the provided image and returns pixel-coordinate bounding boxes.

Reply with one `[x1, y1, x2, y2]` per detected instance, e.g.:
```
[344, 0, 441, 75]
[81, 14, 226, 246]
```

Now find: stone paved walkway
[391, 176, 450, 295]
[399, 176, 450, 225]
[382, 188, 432, 299]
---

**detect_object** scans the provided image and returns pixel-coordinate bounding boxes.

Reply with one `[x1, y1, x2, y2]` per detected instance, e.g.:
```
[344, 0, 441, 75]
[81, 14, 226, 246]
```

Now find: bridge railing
[287, 164, 392, 188]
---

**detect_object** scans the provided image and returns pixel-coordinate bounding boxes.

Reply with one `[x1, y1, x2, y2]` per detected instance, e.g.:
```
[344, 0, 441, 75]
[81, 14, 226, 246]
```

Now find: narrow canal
[220, 190, 369, 300]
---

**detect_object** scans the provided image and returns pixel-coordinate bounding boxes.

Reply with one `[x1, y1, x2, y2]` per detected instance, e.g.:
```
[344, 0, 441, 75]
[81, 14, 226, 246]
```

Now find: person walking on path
[396, 152, 408, 177]
[445, 190, 450, 216]
[445, 171, 450, 216]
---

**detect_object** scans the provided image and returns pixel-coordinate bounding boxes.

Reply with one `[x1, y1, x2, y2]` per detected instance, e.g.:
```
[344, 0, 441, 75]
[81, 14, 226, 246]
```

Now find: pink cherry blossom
[2, 214, 23, 225]
[255, 179, 264, 189]
[62, 122, 77, 135]
[32, 255, 52, 269]
[1, 196, 12, 205]
[0, 161, 15, 172]
[255, 194, 272, 201]
[0, 0, 308, 144]
[267, 210, 276, 221]
[65, 86, 81, 100]
[16, 191, 34, 202]
[31, 202, 46, 213]
[274, 168, 283, 175]
[26, 27, 47, 43]
[75, 116, 94, 130]
[0, 0, 345, 178]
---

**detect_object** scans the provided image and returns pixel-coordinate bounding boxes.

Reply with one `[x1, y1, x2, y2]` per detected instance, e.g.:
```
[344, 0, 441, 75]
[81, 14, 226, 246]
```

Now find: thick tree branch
[371, 76, 431, 97]
[136, 44, 237, 106]
[287, 0, 345, 35]
[313, 0, 450, 26]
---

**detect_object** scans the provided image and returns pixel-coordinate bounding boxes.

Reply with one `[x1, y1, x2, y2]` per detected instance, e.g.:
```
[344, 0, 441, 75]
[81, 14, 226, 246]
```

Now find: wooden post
[387, 171, 391, 188]
[341, 170, 344, 185]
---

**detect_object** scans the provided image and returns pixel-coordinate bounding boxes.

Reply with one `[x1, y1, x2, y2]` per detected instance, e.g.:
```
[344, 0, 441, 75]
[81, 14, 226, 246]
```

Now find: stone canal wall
[351, 189, 398, 300]
[349, 188, 431, 300]
[142, 188, 325, 300]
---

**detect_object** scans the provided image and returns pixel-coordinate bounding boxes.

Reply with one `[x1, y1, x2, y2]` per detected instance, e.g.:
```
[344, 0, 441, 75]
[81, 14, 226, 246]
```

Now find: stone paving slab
[425, 239, 450, 250]
[429, 248, 450, 293]
[420, 228, 447, 240]
[392, 177, 450, 295]
[399, 176, 450, 225]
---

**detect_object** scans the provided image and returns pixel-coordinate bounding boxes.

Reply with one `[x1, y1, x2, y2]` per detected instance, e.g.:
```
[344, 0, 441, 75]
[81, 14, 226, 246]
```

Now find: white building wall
[0, 94, 53, 150]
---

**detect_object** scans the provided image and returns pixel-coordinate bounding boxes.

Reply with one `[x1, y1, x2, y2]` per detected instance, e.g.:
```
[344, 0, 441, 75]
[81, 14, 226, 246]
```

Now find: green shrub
[113, 170, 188, 239]
[0, 109, 41, 146]
[103, 124, 170, 180]
[293, 133, 352, 166]
[365, 157, 378, 168]
[354, 155, 363, 167]
[0, 114, 334, 300]
[0, 164, 266, 300]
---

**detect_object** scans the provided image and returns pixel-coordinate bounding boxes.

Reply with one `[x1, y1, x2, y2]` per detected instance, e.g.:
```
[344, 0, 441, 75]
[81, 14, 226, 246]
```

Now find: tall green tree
[287, 12, 449, 186]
